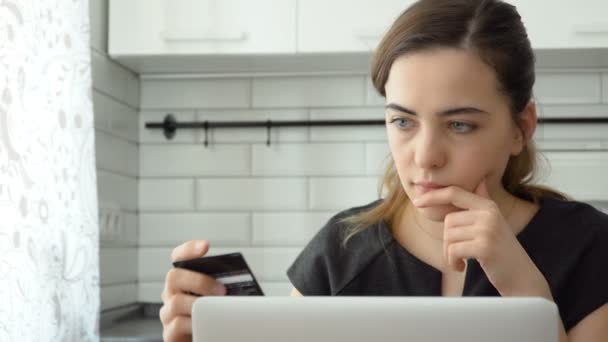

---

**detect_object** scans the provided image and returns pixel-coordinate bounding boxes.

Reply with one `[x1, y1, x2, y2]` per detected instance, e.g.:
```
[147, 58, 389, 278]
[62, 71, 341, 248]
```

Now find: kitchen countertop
[101, 317, 163, 342]
[100, 304, 164, 342]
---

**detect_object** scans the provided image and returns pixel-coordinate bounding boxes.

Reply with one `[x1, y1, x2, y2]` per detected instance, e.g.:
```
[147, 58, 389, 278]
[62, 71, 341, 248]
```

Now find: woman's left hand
[412, 178, 552, 298]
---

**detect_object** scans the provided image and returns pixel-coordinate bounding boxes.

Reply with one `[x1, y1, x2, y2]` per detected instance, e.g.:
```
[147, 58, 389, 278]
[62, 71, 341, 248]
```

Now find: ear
[511, 100, 537, 156]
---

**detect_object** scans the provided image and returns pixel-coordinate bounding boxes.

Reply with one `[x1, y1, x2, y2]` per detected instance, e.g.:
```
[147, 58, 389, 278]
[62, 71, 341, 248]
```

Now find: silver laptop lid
[192, 296, 558, 342]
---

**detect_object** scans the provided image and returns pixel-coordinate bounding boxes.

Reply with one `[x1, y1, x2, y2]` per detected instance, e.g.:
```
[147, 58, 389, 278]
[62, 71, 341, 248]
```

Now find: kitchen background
[91, 0, 608, 339]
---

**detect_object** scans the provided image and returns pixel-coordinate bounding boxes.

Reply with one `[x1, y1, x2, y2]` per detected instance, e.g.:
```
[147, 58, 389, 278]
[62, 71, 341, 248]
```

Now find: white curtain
[0, 0, 99, 341]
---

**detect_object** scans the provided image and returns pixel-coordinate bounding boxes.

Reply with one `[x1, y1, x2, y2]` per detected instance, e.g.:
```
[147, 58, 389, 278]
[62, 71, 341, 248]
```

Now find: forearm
[558, 320, 568, 342]
[506, 278, 567, 342]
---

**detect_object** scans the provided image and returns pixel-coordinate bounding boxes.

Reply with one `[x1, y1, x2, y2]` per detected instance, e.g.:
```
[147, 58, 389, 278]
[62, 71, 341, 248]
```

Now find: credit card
[173, 252, 264, 296]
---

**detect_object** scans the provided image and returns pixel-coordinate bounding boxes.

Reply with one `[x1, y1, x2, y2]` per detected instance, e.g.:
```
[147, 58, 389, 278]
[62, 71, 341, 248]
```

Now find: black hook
[163, 114, 177, 139]
[203, 121, 209, 147]
[266, 120, 272, 146]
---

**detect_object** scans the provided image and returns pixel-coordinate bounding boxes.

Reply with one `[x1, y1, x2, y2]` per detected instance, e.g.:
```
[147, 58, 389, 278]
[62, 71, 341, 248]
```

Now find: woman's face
[384, 48, 529, 221]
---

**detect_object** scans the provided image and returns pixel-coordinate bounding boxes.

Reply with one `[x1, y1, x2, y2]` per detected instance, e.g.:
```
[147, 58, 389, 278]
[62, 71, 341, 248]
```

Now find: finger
[444, 226, 478, 243]
[171, 240, 209, 262]
[443, 226, 478, 263]
[443, 210, 478, 229]
[165, 268, 227, 297]
[446, 240, 477, 272]
[414, 185, 492, 210]
[160, 293, 198, 323]
[163, 316, 192, 342]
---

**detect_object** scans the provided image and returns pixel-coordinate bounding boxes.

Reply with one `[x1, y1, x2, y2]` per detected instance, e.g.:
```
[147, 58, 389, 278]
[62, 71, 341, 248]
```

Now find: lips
[413, 182, 447, 195]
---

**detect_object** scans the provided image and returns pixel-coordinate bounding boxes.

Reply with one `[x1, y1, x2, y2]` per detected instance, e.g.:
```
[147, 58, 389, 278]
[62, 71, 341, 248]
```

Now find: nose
[413, 127, 446, 170]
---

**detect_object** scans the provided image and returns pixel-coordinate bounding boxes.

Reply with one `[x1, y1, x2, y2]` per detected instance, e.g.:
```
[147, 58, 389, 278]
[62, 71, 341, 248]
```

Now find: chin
[416, 205, 460, 222]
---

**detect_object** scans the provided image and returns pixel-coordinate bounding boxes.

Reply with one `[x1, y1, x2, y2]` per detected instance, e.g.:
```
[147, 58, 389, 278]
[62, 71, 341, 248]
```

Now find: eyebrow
[385, 103, 490, 117]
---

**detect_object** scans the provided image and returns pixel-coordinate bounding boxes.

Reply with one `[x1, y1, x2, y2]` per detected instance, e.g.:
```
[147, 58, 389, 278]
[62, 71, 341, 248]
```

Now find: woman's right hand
[160, 240, 227, 342]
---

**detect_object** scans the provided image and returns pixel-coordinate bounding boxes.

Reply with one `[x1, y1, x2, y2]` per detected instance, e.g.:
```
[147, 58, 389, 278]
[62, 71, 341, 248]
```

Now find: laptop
[192, 296, 558, 342]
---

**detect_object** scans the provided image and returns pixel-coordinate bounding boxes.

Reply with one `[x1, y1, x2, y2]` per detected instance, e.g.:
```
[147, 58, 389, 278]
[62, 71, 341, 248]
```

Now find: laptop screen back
[192, 296, 558, 342]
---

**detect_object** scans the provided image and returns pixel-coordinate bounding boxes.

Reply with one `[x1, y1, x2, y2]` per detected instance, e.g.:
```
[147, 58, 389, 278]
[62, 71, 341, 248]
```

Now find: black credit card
[172, 252, 264, 296]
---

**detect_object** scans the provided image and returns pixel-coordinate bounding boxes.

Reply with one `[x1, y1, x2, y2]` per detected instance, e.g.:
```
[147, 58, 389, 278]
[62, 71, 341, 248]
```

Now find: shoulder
[539, 197, 608, 331]
[523, 196, 608, 285]
[286, 199, 391, 295]
[309, 199, 387, 248]
[534, 196, 608, 267]
[536, 196, 608, 240]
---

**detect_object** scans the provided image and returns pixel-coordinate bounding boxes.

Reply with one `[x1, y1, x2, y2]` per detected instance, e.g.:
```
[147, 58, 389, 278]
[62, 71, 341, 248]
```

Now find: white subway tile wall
[139, 213, 251, 246]
[137, 69, 608, 301]
[251, 212, 334, 246]
[140, 145, 250, 177]
[252, 76, 366, 108]
[97, 171, 138, 212]
[139, 179, 196, 211]
[91, 0, 140, 313]
[602, 73, 608, 103]
[535, 72, 602, 104]
[309, 108, 386, 142]
[251, 143, 366, 176]
[141, 79, 251, 109]
[365, 79, 385, 106]
[93, 92, 138, 142]
[96, 131, 138, 176]
[196, 178, 308, 211]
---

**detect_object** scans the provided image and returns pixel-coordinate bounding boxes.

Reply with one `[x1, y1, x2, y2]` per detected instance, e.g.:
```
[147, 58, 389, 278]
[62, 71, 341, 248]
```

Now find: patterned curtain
[0, 0, 99, 340]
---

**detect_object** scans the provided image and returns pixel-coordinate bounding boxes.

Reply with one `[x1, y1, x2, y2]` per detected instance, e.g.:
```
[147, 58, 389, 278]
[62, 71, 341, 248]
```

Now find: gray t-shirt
[286, 196, 608, 332]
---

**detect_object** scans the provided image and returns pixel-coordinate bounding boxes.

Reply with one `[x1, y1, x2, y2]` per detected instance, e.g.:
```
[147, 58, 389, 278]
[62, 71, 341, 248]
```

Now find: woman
[160, 0, 608, 341]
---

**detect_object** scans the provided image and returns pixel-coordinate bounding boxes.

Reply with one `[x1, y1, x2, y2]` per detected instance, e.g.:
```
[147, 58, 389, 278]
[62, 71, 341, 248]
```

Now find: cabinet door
[298, 0, 608, 53]
[109, 0, 296, 56]
[509, 0, 608, 49]
[540, 152, 608, 201]
[297, 0, 414, 53]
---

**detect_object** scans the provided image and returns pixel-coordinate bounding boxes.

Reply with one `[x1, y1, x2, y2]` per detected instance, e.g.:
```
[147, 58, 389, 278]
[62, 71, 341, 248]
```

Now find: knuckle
[163, 318, 179, 342]
[487, 203, 500, 215]
[444, 228, 455, 241]
[171, 241, 191, 261]
[480, 223, 497, 239]
[166, 296, 179, 319]
[166, 268, 180, 286]
[161, 284, 170, 303]
[447, 187, 456, 197]
[193, 274, 215, 296]
[447, 243, 458, 256]
[487, 200, 499, 210]
[477, 239, 491, 259]
[172, 316, 190, 336]
[159, 305, 166, 323]
[170, 244, 183, 262]
[481, 209, 494, 221]
[444, 214, 454, 228]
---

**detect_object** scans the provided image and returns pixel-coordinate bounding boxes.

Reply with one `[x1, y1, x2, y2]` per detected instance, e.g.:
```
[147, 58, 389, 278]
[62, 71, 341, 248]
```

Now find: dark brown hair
[342, 0, 568, 245]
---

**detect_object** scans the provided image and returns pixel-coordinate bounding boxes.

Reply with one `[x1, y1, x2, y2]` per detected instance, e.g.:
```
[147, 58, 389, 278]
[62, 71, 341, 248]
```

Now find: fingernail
[213, 284, 226, 295]
[195, 241, 206, 253]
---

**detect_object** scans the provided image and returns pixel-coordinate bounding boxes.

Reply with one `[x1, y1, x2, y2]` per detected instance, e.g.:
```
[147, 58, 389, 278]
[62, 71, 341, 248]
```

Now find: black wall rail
[145, 113, 608, 147]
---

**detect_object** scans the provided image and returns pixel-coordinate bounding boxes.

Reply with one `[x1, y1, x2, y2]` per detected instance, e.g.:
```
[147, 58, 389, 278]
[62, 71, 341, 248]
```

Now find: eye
[449, 121, 476, 133]
[390, 117, 414, 129]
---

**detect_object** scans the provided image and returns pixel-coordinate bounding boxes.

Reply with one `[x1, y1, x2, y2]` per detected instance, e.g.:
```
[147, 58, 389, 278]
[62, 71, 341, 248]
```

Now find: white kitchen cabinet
[107, 0, 608, 73]
[298, 0, 608, 53]
[109, 0, 296, 56]
[509, 0, 608, 49]
[540, 152, 608, 201]
[297, 0, 414, 53]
